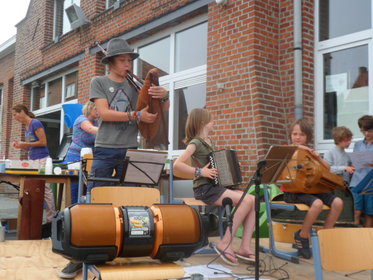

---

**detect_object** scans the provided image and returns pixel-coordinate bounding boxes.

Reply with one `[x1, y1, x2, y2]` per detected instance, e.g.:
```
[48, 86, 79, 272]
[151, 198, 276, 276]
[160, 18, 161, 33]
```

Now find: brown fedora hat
[101, 38, 139, 64]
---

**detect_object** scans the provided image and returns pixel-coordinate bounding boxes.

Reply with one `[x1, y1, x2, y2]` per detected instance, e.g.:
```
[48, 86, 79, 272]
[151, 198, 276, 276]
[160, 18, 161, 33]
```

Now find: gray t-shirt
[90, 75, 138, 148]
[324, 145, 352, 183]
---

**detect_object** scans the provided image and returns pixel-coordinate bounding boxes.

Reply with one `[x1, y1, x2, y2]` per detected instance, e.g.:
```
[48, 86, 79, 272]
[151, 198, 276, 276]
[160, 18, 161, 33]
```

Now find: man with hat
[58, 37, 168, 279]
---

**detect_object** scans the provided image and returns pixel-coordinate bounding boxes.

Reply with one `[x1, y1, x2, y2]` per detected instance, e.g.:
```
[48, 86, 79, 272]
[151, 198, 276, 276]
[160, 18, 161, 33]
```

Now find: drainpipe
[294, 0, 303, 119]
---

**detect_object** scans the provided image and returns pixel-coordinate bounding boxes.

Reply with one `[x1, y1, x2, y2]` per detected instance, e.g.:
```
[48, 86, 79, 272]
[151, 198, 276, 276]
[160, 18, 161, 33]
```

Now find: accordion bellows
[209, 149, 242, 188]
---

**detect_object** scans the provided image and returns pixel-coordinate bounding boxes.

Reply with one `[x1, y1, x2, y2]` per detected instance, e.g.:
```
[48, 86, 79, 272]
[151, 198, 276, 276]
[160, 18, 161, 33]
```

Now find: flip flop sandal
[213, 246, 239, 266]
[235, 252, 256, 262]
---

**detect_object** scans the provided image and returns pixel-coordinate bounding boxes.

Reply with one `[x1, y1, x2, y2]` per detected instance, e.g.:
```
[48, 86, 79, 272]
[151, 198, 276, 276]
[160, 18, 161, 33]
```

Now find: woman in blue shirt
[65, 101, 98, 204]
[12, 104, 56, 222]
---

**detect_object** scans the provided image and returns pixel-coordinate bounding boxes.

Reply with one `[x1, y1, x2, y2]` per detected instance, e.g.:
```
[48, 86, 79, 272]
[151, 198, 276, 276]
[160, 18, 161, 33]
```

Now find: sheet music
[348, 150, 373, 170]
[124, 149, 167, 185]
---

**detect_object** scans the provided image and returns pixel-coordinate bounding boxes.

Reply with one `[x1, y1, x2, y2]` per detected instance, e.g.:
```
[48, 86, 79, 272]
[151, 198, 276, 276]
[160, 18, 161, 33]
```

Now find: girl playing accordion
[174, 108, 255, 266]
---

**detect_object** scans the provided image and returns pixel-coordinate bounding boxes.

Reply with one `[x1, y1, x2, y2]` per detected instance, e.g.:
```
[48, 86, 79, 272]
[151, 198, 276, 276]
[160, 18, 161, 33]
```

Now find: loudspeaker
[52, 204, 208, 263]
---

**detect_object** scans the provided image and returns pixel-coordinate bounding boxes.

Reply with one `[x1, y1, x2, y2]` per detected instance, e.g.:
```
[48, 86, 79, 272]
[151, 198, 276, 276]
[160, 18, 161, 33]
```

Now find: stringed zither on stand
[278, 148, 345, 194]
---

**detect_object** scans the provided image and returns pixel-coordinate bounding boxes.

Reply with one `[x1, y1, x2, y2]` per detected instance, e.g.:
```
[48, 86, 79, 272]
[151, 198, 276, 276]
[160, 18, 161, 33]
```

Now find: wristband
[194, 167, 202, 178]
[127, 111, 132, 121]
[136, 111, 141, 121]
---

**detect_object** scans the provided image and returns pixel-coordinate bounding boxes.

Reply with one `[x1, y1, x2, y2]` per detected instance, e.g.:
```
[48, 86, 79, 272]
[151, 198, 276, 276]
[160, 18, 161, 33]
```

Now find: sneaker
[294, 230, 312, 259]
[58, 262, 83, 279]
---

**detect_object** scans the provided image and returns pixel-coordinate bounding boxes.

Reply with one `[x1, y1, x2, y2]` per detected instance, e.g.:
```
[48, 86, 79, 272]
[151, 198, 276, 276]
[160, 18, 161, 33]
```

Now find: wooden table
[0, 172, 78, 238]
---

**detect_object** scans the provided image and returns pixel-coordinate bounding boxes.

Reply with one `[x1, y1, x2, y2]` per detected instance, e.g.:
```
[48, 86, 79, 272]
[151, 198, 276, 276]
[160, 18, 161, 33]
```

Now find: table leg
[57, 183, 64, 211]
[64, 179, 72, 208]
[16, 177, 26, 239]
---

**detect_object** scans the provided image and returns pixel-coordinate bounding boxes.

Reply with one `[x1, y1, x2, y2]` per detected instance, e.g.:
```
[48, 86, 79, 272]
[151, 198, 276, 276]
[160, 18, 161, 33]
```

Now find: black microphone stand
[253, 160, 266, 279]
[231, 160, 266, 280]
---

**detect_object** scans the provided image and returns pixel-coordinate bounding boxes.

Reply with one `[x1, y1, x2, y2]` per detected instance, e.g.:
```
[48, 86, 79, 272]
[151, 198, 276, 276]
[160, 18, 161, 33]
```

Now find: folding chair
[311, 227, 373, 280]
[82, 186, 161, 280]
[261, 184, 330, 264]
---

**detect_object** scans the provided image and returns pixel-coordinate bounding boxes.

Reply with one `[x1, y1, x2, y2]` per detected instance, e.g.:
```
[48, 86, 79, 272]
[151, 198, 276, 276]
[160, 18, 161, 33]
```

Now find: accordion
[209, 149, 242, 188]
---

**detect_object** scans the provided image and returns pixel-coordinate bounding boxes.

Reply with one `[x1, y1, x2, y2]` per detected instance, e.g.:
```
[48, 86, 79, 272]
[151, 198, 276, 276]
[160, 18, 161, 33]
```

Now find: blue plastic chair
[62, 104, 83, 128]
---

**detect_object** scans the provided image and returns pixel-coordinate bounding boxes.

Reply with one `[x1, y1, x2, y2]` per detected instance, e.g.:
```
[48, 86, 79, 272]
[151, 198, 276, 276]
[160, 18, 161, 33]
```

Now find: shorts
[351, 187, 373, 215]
[193, 184, 227, 205]
[283, 192, 336, 207]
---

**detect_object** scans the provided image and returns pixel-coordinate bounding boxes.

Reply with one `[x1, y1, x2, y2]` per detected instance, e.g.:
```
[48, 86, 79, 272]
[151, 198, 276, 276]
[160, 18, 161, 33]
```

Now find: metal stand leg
[77, 161, 84, 203]
[260, 184, 299, 264]
[83, 263, 101, 280]
[83, 263, 89, 280]
[311, 228, 323, 280]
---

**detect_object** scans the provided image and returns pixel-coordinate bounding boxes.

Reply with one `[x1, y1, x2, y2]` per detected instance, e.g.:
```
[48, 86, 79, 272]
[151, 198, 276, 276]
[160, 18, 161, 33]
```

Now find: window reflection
[138, 37, 170, 79]
[319, 0, 371, 41]
[175, 22, 207, 72]
[48, 77, 62, 106]
[32, 86, 45, 111]
[38, 111, 61, 158]
[65, 72, 78, 101]
[173, 83, 206, 149]
[323, 45, 369, 139]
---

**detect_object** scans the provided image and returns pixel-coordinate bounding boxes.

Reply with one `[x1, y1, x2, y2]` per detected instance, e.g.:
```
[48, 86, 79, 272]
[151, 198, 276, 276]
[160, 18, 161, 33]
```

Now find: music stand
[87, 149, 167, 186]
[81, 150, 167, 203]
[124, 149, 168, 185]
[232, 145, 297, 280]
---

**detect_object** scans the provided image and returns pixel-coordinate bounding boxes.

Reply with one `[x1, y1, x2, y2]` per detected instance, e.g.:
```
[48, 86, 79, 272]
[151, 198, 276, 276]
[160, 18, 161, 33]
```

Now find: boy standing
[324, 126, 355, 184]
[350, 115, 373, 227]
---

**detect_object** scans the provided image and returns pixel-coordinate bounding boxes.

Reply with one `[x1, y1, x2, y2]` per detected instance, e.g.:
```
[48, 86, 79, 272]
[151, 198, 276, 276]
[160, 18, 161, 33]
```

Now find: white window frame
[31, 68, 78, 141]
[314, 0, 373, 153]
[106, 0, 116, 9]
[53, 0, 81, 40]
[132, 14, 208, 158]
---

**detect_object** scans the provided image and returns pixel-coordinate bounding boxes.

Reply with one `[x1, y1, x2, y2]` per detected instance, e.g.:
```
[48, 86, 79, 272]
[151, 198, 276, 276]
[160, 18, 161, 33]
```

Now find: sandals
[213, 246, 239, 266]
[235, 252, 256, 262]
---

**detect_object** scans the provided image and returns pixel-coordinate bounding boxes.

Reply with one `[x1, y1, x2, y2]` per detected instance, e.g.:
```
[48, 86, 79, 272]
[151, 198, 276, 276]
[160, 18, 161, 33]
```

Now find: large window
[319, 0, 371, 41]
[134, 19, 208, 155]
[31, 70, 79, 156]
[54, 0, 81, 40]
[323, 46, 369, 139]
[138, 37, 170, 78]
[315, 0, 372, 151]
[175, 23, 207, 72]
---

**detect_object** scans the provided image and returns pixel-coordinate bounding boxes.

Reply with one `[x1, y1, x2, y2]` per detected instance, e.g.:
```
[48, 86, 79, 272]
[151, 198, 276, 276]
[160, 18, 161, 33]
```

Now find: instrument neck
[126, 71, 143, 91]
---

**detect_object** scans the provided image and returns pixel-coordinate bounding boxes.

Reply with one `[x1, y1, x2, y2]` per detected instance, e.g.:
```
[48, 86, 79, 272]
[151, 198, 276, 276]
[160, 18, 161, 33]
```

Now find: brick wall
[207, 0, 314, 179]
[1, 0, 317, 178]
[0, 52, 15, 158]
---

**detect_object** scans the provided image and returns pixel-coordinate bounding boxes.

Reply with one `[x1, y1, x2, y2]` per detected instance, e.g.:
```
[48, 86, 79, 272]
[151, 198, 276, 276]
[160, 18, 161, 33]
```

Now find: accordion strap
[191, 137, 214, 168]
[192, 156, 202, 168]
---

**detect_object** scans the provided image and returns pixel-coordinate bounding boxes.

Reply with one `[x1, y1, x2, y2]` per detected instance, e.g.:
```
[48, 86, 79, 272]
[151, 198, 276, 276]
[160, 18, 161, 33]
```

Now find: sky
[0, 0, 30, 45]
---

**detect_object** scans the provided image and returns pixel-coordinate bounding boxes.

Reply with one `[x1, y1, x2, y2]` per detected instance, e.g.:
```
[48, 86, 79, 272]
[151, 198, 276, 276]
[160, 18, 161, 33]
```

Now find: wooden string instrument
[278, 148, 345, 194]
[127, 69, 168, 142]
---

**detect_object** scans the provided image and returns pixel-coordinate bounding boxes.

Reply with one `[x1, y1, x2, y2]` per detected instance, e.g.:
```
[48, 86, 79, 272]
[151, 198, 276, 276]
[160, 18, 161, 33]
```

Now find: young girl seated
[174, 108, 255, 266]
[283, 119, 344, 259]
